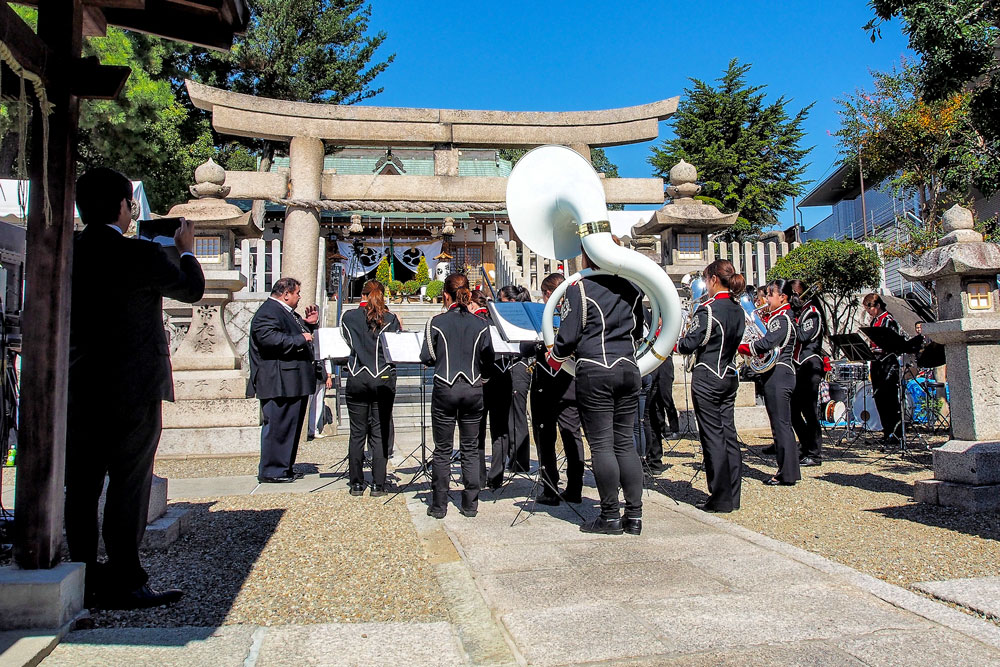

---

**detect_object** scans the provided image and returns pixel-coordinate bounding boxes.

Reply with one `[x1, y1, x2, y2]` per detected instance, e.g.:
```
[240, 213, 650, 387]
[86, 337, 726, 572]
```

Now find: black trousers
[65, 398, 162, 593]
[346, 372, 396, 488]
[871, 356, 902, 440]
[508, 363, 532, 472]
[530, 378, 584, 496]
[483, 368, 511, 487]
[259, 395, 309, 479]
[691, 369, 741, 511]
[791, 358, 824, 459]
[431, 379, 483, 513]
[647, 360, 678, 464]
[762, 365, 801, 483]
[576, 363, 643, 520]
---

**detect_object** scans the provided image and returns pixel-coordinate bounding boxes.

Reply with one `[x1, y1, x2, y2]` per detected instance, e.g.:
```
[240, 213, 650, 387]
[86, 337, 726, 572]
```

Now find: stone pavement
[14, 469, 1000, 666]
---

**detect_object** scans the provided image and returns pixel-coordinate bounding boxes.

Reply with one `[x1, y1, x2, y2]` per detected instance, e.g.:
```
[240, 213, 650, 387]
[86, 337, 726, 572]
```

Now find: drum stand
[836, 377, 882, 456]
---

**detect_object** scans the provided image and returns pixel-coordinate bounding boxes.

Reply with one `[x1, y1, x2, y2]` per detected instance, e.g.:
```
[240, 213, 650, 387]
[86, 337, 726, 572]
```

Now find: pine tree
[649, 59, 813, 241]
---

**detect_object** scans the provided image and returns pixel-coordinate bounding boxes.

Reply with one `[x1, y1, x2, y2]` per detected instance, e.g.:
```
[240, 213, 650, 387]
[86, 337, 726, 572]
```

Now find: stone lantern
[900, 204, 1000, 512]
[157, 158, 263, 456]
[631, 160, 739, 285]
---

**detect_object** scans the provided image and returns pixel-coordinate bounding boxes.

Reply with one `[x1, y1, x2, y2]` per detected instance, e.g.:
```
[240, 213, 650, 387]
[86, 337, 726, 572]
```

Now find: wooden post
[14, 0, 83, 569]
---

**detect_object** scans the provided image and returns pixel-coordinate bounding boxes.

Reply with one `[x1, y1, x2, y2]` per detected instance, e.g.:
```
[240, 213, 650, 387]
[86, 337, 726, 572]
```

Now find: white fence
[708, 240, 800, 288]
[495, 238, 564, 291]
[239, 238, 281, 294]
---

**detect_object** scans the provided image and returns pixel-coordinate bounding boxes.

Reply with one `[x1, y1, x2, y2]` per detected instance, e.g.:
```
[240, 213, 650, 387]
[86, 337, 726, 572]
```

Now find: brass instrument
[738, 293, 779, 374]
[680, 271, 709, 372]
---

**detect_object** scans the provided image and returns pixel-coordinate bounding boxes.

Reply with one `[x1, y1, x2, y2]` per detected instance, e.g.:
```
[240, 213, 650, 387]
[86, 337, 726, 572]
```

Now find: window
[677, 233, 702, 259]
[967, 282, 993, 311]
[452, 246, 483, 270]
[195, 236, 222, 263]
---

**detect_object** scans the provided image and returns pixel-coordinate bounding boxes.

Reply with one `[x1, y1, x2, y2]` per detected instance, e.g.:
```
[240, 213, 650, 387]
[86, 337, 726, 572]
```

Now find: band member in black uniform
[498, 285, 533, 473]
[677, 260, 746, 512]
[549, 249, 645, 535]
[863, 293, 903, 444]
[645, 354, 678, 473]
[742, 279, 801, 486]
[420, 274, 495, 518]
[341, 280, 401, 496]
[524, 273, 585, 506]
[474, 289, 514, 490]
[789, 280, 825, 466]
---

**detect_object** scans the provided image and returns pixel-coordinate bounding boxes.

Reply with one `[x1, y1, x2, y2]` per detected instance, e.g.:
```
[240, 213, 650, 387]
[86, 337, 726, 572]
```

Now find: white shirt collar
[269, 296, 294, 313]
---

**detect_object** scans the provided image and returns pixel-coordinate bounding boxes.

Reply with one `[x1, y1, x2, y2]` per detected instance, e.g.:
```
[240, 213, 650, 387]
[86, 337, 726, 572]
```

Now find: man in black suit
[248, 277, 320, 482]
[66, 168, 205, 609]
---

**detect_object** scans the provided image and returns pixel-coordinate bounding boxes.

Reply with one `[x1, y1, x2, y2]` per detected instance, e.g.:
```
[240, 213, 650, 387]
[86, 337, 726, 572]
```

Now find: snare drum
[832, 361, 868, 383]
[822, 400, 847, 426]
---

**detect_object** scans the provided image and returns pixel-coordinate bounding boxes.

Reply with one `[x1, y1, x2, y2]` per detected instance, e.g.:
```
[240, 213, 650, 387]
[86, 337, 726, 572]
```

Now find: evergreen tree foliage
[865, 0, 1000, 195]
[375, 256, 391, 287]
[768, 239, 882, 338]
[415, 256, 431, 284]
[648, 59, 813, 242]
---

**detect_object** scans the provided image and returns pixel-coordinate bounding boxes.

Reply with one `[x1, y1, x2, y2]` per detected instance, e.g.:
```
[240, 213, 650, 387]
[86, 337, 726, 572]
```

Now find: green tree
[864, 1, 1000, 194]
[768, 240, 882, 342]
[375, 256, 391, 287]
[649, 59, 813, 242]
[178, 0, 395, 171]
[835, 60, 987, 254]
[415, 256, 430, 284]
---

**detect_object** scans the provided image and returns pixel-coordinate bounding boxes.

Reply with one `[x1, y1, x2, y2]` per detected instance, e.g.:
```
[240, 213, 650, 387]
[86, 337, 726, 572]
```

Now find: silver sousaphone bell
[505, 145, 682, 376]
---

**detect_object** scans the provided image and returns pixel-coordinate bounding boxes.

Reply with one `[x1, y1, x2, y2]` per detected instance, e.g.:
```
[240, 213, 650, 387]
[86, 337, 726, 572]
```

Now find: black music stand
[381, 332, 432, 503]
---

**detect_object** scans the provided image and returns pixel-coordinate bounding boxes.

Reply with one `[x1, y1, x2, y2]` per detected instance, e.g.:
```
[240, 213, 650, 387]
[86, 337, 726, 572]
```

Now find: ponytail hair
[765, 278, 792, 308]
[784, 278, 807, 313]
[704, 259, 742, 302]
[470, 289, 489, 312]
[444, 273, 472, 310]
[362, 280, 389, 332]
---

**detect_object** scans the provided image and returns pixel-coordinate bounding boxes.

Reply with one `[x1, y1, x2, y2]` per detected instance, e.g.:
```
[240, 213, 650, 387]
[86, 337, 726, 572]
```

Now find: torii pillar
[283, 137, 324, 311]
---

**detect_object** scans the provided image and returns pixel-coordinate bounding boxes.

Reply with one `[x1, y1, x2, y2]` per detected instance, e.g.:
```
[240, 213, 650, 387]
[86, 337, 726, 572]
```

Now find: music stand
[860, 326, 925, 461]
[380, 331, 432, 503]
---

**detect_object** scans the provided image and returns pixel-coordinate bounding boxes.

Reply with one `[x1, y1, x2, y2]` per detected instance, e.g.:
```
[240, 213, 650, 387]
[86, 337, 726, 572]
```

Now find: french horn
[505, 145, 682, 376]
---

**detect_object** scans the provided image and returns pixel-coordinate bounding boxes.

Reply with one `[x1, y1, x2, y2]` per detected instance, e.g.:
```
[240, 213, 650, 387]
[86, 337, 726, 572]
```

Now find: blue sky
[364, 1, 912, 231]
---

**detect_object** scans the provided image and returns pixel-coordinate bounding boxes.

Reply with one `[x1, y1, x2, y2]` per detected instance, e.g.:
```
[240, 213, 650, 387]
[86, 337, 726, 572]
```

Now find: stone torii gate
[186, 80, 678, 307]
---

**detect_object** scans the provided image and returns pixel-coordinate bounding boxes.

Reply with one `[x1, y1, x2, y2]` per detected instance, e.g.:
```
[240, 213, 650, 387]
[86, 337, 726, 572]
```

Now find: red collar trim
[449, 303, 462, 310]
[873, 311, 891, 325]
[772, 304, 792, 316]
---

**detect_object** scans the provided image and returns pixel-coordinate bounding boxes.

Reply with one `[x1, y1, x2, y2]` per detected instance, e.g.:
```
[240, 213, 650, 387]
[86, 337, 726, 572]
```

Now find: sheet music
[380, 331, 425, 364]
[316, 327, 351, 360]
[490, 326, 522, 355]
[487, 302, 542, 342]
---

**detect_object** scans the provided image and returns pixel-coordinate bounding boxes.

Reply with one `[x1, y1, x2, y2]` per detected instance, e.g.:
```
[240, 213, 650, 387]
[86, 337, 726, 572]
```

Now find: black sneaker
[426, 507, 446, 519]
[535, 492, 561, 506]
[349, 483, 365, 496]
[458, 507, 478, 518]
[370, 485, 387, 497]
[580, 516, 624, 535]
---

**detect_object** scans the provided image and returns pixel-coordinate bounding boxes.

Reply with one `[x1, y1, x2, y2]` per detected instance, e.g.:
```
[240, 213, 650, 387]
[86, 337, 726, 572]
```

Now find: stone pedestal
[0, 563, 83, 630]
[900, 205, 1000, 512]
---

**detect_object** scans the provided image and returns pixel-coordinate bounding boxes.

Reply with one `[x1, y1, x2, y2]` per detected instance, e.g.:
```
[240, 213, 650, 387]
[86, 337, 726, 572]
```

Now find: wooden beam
[0, 2, 50, 79]
[101, 6, 242, 50]
[71, 57, 130, 99]
[82, 5, 107, 37]
[14, 0, 83, 571]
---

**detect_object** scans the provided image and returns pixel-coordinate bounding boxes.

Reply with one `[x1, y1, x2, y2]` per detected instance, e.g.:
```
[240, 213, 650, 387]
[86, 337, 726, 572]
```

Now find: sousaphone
[505, 145, 682, 376]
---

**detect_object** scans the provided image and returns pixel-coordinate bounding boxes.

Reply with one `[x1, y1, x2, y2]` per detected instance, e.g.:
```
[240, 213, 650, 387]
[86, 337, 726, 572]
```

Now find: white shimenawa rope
[269, 198, 504, 213]
[0, 38, 55, 227]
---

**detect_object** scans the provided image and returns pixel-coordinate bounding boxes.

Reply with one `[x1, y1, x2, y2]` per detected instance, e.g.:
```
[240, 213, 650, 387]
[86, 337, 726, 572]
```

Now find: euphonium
[681, 271, 709, 372]
[505, 145, 682, 376]
[737, 293, 779, 374]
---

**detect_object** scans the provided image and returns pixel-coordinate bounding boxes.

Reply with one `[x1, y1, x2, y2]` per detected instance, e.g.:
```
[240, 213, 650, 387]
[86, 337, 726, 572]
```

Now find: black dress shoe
[697, 503, 733, 513]
[349, 483, 365, 496]
[458, 507, 478, 518]
[427, 507, 446, 519]
[258, 475, 295, 483]
[580, 517, 624, 535]
[799, 456, 821, 467]
[760, 445, 776, 456]
[561, 489, 582, 504]
[290, 471, 305, 480]
[623, 517, 642, 535]
[535, 492, 561, 506]
[99, 584, 184, 610]
[370, 485, 387, 497]
[763, 477, 796, 486]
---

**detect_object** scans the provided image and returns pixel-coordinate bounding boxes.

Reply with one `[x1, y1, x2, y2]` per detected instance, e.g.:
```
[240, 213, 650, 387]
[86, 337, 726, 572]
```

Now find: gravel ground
[153, 436, 347, 479]
[651, 431, 1000, 588]
[86, 488, 447, 628]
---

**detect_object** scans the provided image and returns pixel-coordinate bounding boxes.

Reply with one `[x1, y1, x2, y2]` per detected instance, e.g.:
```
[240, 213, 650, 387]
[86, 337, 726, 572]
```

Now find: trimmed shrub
[425, 280, 444, 301]
[403, 279, 422, 294]
[388, 279, 404, 295]
[415, 256, 431, 284]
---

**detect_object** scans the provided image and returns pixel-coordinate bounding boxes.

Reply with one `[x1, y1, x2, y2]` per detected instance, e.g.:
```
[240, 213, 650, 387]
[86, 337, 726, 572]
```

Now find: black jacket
[341, 307, 401, 377]
[749, 304, 797, 371]
[551, 275, 644, 369]
[420, 305, 494, 386]
[69, 224, 205, 404]
[794, 303, 824, 364]
[677, 291, 745, 379]
[248, 298, 317, 399]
